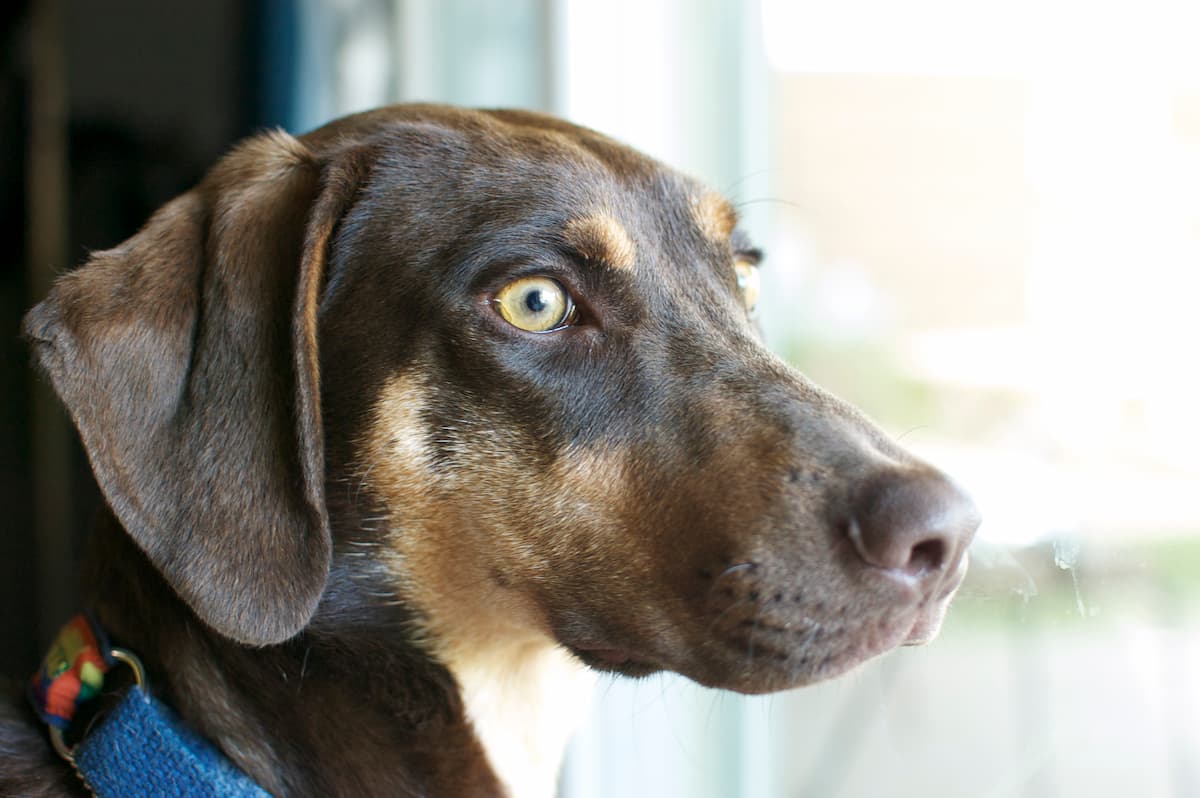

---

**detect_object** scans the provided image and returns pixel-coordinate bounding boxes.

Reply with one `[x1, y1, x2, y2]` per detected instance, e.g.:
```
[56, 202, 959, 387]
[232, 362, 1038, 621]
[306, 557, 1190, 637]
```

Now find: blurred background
[2, 1, 1197, 795]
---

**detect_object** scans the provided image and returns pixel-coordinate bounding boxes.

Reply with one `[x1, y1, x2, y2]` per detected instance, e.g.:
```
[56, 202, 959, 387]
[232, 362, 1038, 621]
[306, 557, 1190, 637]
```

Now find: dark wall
[1, 0, 283, 677]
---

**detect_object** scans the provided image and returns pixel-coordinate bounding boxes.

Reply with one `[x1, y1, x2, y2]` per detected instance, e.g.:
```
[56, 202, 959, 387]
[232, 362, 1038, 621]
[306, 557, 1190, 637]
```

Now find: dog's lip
[901, 556, 970, 646]
[565, 640, 664, 674]
[902, 614, 944, 646]
[570, 643, 633, 664]
[552, 614, 666, 672]
[576, 643, 633, 662]
[558, 554, 973, 681]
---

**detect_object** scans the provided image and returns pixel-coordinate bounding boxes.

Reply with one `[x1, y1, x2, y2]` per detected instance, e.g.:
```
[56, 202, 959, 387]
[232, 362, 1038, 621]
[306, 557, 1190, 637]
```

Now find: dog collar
[29, 614, 271, 798]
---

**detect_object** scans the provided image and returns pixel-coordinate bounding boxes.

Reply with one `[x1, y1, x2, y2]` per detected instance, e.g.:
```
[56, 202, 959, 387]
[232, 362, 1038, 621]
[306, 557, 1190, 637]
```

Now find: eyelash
[735, 247, 764, 266]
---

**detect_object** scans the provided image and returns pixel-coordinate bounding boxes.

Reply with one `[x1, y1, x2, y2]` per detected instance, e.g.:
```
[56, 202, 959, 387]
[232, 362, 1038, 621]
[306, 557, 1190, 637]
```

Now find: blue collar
[30, 614, 271, 798]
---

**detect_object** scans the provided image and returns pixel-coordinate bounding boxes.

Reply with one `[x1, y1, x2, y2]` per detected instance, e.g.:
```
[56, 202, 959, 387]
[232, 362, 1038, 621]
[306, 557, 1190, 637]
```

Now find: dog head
[25, 105, 979, 695]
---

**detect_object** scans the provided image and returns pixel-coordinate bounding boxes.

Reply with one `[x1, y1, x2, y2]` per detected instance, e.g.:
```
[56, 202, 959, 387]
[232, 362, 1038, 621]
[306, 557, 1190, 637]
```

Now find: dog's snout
[846, 469, 980, 584]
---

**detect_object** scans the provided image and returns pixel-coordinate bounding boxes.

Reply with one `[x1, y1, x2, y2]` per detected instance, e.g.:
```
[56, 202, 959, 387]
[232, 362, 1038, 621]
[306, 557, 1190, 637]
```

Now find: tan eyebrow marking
[691, 190, 737, 242]
[563, 213, 637, 271]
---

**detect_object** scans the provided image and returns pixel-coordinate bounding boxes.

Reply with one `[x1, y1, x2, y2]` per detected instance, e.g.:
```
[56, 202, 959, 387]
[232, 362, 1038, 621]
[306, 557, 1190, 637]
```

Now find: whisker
[732, 197, 805, 211]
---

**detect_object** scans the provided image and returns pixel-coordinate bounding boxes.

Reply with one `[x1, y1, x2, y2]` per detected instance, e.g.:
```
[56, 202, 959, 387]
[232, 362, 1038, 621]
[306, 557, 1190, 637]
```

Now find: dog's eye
[734, 258, 761, 312]
[493, 276, 577, 332]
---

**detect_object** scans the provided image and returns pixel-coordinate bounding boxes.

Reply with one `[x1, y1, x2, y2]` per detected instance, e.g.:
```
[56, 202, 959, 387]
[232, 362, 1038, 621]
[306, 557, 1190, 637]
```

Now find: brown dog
[2, 105, 979, 797]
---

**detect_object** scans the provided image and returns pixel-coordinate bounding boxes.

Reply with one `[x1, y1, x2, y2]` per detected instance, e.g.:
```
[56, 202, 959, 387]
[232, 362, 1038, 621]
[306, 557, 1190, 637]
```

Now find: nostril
[846, 468, 979, 583]
[908, 538, 946, 574]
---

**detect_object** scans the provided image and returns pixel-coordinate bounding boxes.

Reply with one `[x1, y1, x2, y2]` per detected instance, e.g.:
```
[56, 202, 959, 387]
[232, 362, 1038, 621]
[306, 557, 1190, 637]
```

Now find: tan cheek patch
[563, 213, 637, 271]
[360, 380, 680, 656]
[545, 445, 632, 527]
[357, 373, 451, 642]
[359, 381, 560, 655]
[542, 446, 662, 597]
[690, 190, 737, 242]
[360, 373, 436, 506]
[361, 382, 697, 730]
[360, 387, 601, 795]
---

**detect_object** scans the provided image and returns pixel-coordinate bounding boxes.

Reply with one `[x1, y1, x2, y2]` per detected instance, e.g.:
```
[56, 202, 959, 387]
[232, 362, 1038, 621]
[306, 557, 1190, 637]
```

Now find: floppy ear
[23, 131, 362, 646]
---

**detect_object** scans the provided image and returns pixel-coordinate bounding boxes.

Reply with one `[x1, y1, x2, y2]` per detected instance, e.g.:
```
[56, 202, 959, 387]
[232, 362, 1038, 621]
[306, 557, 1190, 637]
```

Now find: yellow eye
[494, 276, 576, 332]
[734, 258, 760, 312]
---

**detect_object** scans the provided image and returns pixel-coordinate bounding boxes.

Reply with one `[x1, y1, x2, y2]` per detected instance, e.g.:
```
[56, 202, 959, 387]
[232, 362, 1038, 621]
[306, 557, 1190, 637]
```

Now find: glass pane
[295, 2, 1200, 795]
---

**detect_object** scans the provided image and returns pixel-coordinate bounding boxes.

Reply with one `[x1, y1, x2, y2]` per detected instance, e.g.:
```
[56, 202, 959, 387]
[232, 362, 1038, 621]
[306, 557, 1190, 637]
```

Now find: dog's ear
[23, 131, 364, 646]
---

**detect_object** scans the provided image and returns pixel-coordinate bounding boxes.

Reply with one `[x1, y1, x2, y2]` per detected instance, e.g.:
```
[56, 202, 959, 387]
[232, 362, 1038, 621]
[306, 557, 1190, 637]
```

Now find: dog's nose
[847, 469, 980, 583]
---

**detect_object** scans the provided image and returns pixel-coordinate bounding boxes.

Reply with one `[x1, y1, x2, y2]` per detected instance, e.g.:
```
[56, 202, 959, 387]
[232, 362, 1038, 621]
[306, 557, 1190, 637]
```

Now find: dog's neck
[80, 511, 591, 797]
[385, 513, 597, 798]
[442, 632, 595, 798]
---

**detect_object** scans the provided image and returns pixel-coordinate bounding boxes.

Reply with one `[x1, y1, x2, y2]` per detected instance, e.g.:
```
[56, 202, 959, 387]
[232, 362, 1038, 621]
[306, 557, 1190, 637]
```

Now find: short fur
[3, 105, 978, 797]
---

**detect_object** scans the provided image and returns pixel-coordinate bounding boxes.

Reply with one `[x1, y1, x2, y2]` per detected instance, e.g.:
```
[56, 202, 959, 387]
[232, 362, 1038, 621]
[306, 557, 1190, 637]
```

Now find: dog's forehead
[480, 114, 739, 250]
[314, 105, 738, 257]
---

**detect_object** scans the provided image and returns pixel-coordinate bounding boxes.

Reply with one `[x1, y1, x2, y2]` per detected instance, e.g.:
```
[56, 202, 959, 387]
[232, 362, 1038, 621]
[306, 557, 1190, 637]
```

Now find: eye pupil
[525, 290, 547, 313]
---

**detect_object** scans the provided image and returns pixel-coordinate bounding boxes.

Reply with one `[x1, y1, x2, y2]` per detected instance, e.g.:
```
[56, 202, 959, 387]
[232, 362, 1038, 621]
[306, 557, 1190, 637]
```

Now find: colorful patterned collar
[30, 614, 271, 797]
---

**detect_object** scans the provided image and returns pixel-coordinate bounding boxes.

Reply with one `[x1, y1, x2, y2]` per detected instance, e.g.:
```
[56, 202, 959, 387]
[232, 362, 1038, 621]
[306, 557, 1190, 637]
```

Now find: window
[295, 2, 1200, 794]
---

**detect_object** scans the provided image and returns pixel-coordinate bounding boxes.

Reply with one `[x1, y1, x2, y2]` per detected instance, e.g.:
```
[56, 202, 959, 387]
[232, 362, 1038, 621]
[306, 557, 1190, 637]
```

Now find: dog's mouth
[558, 554, 970, 691]
[566, 643, 661, 676]
[900, 555, 969, 646]
[697, 556, 970, 692]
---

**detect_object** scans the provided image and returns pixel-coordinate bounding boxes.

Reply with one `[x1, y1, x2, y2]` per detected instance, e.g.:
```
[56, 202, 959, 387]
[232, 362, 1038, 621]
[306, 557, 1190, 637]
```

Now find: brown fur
[562, 213, 637, 270]
[4, 104, 978, 797]
[690, 189, 738, 242]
